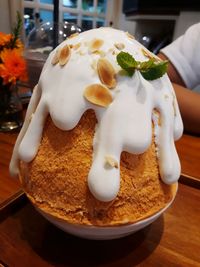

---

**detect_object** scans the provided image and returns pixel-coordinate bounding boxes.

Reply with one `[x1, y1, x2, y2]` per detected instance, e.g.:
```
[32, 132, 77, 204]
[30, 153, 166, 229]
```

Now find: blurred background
[0, 0, 200, 91]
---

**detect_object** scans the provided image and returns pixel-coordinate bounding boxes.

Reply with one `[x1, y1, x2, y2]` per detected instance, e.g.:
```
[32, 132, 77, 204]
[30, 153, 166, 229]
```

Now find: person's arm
[158, 52, 186, 86]
[158, 52, 200, 135]
[172, 83, 200, 135]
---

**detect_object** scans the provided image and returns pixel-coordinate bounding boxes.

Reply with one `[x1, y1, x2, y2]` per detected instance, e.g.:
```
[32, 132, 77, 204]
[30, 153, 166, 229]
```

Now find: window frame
[23, 0, 113, 30]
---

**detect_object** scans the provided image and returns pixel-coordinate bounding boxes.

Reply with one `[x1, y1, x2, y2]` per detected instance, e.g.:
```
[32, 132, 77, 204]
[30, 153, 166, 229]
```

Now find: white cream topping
[10, 28, 183, 202]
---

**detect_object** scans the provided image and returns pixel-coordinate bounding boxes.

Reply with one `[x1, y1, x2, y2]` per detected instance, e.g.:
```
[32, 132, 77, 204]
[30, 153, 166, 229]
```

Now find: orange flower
[0, 32, 12, 47]
[0, 49, 27, 85]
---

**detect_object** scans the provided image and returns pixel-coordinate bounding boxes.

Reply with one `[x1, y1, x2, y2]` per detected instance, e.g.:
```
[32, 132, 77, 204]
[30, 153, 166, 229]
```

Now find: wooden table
[0, 132, 22, 209]
[176, 135, 200, 186]
[0, 132, 200, 266]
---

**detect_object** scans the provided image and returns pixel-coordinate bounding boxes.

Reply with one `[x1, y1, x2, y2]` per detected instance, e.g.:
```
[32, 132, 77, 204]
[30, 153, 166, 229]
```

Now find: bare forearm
[173, 83, 200, 135]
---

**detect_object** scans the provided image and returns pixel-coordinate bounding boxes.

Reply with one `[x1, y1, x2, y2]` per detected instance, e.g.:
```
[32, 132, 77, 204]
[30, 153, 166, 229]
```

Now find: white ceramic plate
[36, 183, 177, 240]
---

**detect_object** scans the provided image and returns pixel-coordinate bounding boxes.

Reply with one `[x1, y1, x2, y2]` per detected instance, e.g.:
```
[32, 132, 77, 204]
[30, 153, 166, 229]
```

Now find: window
[82, 15, 93, 31]
[24, 8, 35, 36]
[40, 9, 53, 22]
[63, 0, 77, 8]
[82, 0, 94, 12]
[40, 0, 53, 3]
[63, 12, 78, 24]
[23, 0, 110, 37]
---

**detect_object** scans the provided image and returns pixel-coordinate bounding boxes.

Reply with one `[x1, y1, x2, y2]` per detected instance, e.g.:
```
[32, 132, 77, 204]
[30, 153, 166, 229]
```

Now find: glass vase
[0, 83, 23, 132]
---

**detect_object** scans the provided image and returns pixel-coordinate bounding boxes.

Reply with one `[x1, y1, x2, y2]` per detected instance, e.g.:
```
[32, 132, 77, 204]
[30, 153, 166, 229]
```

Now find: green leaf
[116, 51, 138, 76]
[116, 51, 168, 81]
[140, 60, 168, 80]
[10, 11, 22, 49]
[137, 58, 156, 70]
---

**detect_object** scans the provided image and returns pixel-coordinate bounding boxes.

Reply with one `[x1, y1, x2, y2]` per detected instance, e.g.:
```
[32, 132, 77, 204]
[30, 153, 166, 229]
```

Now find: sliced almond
[91, 59, 97, 71]
[126, 32, 135, 39]
[93, 50, 106, 57]
[114, 43, 125, 50]
[172, 94, 177, 117]
[29, 113, 34, 122]
[141, 48, 161, 61]
[97, 58, 116, 89]
[51, 49, 60, 65]
[108, 48, 115, 54]
[105, 155, 118, 168]
[59, 44, 71, 66]
[73, 42, 81, 50]
[77, 50, 85, 56]
[68, 32, 79, 39]
[141, 48, 153, 59]
[84, 84, 113, 107]
[89, 39, 104, 53]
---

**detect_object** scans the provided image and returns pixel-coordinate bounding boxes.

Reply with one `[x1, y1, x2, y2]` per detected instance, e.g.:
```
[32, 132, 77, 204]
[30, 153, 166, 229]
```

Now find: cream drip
[10, 28, 183, 202]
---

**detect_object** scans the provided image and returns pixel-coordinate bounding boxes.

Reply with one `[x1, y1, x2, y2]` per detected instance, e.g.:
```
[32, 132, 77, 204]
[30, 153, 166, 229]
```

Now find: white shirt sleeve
[161, 23, 200, 89]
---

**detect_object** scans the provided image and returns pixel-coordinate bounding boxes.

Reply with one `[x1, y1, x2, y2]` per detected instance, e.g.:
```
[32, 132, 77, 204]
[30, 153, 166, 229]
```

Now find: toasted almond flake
[51, 49, 60, 65]
[141, 48, 161, 61]
[108, 47, 115, 54]
[93, 50, 106, 57]
[77, 50, 85, 56]
[93, 50, 100, 55]
[114, 43, 125, 50]
[91, 59, 97, 71]
[84, 84, 113, 107]
[172, 94, 177, 116]
[68, 32, 79, 39]
[97, 58, 116, 89]
[59, 44, 71, 66]
[77, 211, 83, 217]
[126, 32, 135, 39]
[141, 48, 153, 59]
[29, 113, 34, 122]
[89, 39, 104, 53]
[107, 48, 117, 55]
[73, 42, 81, 50]
[105, 155, 118, 168]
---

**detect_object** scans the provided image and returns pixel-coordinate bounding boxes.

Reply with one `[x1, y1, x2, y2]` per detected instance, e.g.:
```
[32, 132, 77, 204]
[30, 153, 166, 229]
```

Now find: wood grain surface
[0, 183, 199, 267]
[0, 132, 22, 209]
[176, 134, 200, 180]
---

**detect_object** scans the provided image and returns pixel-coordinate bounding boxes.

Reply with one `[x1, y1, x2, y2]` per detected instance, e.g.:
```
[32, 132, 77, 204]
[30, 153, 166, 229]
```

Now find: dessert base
[35, 185, 177, 240]
[19, 110, 176, 229]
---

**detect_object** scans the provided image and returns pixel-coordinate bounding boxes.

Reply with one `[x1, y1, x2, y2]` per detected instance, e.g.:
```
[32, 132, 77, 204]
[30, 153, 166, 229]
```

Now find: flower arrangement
[0, 12, 27, 131]
[0, 12, 27, 86]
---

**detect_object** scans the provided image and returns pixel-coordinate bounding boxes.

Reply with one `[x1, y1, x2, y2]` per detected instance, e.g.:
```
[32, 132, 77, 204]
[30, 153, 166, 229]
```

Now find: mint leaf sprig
[116, 51, 168, 81]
